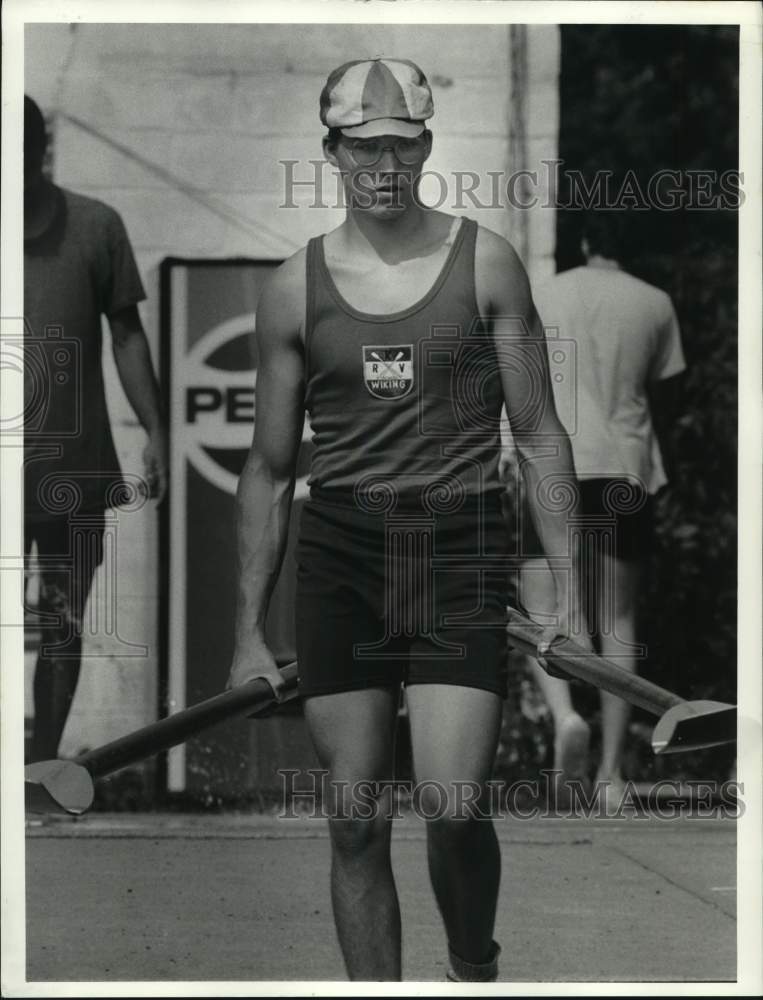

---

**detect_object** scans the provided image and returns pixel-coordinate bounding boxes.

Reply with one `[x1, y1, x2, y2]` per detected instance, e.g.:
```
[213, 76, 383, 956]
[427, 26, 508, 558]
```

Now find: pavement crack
[608, 844, 736, 921]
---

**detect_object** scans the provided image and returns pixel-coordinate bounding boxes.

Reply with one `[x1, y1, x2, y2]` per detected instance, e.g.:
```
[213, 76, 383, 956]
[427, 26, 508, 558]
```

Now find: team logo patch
[363, 345, 414, 400]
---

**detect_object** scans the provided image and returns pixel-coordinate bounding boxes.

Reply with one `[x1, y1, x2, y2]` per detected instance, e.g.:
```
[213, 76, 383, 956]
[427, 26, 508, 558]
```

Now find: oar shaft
[76, 663, 298, 779]
[506, 610, 682, 717]
[72, 607, 687, 780]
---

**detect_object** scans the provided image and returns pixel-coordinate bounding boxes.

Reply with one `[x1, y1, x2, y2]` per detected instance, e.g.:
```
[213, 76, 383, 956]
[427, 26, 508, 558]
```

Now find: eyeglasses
[345, 136, 427, 167]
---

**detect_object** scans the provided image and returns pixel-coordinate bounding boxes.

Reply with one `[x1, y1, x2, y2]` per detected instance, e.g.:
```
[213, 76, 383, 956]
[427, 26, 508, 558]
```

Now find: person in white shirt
[511, 211, 685, 809]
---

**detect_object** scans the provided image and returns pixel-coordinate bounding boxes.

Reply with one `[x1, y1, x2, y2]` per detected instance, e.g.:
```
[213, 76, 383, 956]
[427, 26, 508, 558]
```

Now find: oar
[505, 608, 736, 754]
[25, 663, 298, 816]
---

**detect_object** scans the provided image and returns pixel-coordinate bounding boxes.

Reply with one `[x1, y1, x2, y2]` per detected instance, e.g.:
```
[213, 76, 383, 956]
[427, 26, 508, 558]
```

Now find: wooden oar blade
[24, 663, 300, 816]
[506, 608, 738, 755]
[25, 760, 94, 815]
[651, 701, 737, 754]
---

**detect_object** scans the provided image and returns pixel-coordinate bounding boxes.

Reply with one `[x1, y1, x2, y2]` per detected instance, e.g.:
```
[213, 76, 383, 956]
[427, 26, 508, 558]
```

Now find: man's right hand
[227, 642, 287, 701]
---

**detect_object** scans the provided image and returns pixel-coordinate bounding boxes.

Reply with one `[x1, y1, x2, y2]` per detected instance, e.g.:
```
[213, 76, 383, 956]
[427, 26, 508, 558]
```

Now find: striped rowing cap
[319, 58, 434, 137]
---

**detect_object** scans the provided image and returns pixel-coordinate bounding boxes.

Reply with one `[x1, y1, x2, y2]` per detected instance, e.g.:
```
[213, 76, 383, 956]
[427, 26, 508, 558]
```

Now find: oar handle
[76, 662, 299, 779]
[505, 608, 683, 717]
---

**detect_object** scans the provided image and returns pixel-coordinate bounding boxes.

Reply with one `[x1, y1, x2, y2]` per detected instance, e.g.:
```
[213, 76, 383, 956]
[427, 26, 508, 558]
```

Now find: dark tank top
[304, 217, 504, 506]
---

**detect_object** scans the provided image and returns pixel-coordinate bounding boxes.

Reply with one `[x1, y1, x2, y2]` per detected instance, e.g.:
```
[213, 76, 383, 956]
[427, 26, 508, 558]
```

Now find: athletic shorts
[295, 490, 511, 698]
[518, 477, 654, 562]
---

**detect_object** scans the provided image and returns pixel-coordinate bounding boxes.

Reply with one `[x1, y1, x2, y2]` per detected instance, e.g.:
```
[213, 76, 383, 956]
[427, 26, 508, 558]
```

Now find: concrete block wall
[24, 22, 559, 751]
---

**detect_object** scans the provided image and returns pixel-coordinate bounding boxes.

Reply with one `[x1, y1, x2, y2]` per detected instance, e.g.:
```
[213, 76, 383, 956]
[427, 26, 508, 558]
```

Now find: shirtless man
[229, 58, 589, 981]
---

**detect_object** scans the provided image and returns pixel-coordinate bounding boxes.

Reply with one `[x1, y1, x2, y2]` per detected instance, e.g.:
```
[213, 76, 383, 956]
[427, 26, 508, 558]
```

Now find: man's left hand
[536, 603, 594, 677]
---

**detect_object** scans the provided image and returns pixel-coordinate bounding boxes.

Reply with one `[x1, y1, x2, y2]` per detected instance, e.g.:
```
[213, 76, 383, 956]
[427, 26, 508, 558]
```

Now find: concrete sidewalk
[24, 811, 736, 983]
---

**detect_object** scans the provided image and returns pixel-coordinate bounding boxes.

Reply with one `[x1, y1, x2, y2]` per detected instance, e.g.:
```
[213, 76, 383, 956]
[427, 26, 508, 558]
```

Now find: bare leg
[596, 552, 642, 785]
[406, 683, 502, 969]
[31, 645, 81, 761]
[27, 518, 102, 763]
[30, 570, 84, 762]
[303, 686, 401, 981]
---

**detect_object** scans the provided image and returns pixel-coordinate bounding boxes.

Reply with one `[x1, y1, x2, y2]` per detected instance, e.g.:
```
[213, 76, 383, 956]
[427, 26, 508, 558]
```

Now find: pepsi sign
[161, 259, 311, 797]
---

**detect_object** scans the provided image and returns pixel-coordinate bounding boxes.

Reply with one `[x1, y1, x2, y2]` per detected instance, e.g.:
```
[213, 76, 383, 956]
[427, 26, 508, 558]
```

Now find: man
[515, 211, 685, 808]
[229, 58, 589, 981]
[24, 95, 167, 762]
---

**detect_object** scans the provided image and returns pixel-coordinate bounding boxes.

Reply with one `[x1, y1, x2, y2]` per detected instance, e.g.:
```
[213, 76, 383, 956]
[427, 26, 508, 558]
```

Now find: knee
[426, 812, 487, 854]
[37, 580, 81, 642]
[329, 813, 389, 861]
[39, 577, 70, 613]
[326, 779, 393, 859]
[415, 781, 490, 847]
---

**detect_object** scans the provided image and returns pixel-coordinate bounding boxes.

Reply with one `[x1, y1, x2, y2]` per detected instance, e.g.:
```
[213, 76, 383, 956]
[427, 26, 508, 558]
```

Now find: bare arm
[228, 253, 306, 694]
[110, 305, 167, 501]
[476, 228, 590, 651]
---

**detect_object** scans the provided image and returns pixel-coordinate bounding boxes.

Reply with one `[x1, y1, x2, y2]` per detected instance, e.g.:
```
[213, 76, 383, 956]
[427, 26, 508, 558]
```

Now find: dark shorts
[295, 491, 511, 699]
[518, 477, 654, 563]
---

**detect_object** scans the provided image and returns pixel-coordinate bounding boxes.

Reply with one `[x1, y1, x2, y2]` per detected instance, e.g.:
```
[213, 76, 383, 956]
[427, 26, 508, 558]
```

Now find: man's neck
[342, 202, 438, 265]
[585, 254, 620, 270]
